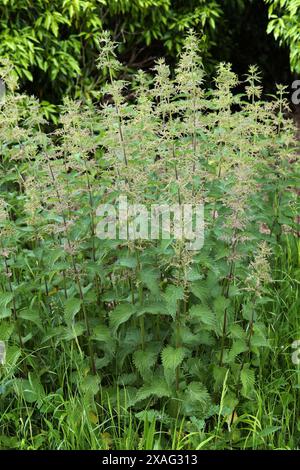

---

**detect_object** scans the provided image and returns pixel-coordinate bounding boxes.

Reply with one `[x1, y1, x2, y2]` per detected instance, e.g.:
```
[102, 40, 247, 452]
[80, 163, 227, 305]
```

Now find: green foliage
[265, 0, 300, 73]
[0, 32, 299, 449]
[0, 0, 225, 107]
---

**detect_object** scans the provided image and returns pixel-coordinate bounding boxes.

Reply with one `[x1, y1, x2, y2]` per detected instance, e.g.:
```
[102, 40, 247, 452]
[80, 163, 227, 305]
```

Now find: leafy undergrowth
[0, 33, 299, 450]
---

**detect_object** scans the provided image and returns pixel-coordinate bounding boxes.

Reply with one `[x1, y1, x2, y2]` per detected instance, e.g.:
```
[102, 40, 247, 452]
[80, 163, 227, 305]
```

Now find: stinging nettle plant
[0, 32, 299, 444]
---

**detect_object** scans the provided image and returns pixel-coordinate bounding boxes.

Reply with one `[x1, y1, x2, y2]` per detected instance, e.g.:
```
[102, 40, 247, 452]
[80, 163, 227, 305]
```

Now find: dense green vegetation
[0, 0, 226, 112]
[0, 33, 299, 449]
[0, 0, 294, 121]
[266, 0, 300, 74]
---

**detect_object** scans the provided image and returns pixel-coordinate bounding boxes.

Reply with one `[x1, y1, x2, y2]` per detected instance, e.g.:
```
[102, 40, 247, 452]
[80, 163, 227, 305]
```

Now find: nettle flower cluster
[0, 33, 298, 428]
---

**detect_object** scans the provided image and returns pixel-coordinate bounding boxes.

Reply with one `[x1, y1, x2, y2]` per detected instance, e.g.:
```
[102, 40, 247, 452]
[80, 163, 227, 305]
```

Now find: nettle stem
[192, 77, 198, 174]
[50, 231, 68, 300]
[247, 297, 257, 353]
[48, 161, 96, 375]
[108, 69, 128, 168]
[175, 300, 181, 392]
[71, 255, 96, 375]
[83, 159, 102, 306]
[1, 243, 27, 374]
[219, 234, 238, 367]
[136, 250, 145, 350]
[212, 153, 224, 224]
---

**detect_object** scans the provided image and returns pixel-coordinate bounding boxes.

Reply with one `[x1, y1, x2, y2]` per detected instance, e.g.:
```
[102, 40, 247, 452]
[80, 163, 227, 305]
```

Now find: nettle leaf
[116, 327, 141, 367]
[61, 323, 86, 341]
[242, 304, 255, 322]
[118, 256, 137, 269]
[187, 381, 210, 405]
[222, 391, 239, 414]
[227, 340, 248, 362]
[0, 292, 13, 307]
[257, 426, 282, 438]
[133, 349, 158, 379]
[194, 330, 215, 346]
[13, 373, 45, 405]
[213, 296, 231, 313]
[41, 326, 65, 344]
[189, 304, 216, 329]
[182, 381, 212, 417]
[95, 354, 112, 369]
[91, 324, 115, 351]
[0, 292, 13, 319]
[206, 272, 222, 298]
[213, 365, 228, 389]
[177, 325, 200, 348]
[186, 265, 203, 282]
[3, 345, 21, 369]
[136, 302, 169, 316]
[229, 324, 246, 340]
[19, 308, 42, 329]
[161, 345, 185, 382]
[92, 324, 116, 368]
[44, 248, 65, 268]
[139, 268, 160, 295]
[64, 298, 81, 325]
[109, 303, 136, 334]
[135, 378, 171, 402]
[0, 322, 14, 341]
[163, 285, 184, 317]
[190, 281, 209, 303]
[80, 375, 100, 396]
[241, 365, 255, 398]
[251, 323, 270, 349]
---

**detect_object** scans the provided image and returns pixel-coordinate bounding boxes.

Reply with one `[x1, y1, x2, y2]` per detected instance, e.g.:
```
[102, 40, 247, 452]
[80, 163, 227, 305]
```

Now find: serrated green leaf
[133, 349, 157, 379]
[135, 378, 171, 402]
[189, 304, 215, 328]
[109, 303, 136, 333]
[161, 345, 185, 371]
[163, 285, 184, 317]
[64, 298, 81, 325]
[241, 365, 255, 398]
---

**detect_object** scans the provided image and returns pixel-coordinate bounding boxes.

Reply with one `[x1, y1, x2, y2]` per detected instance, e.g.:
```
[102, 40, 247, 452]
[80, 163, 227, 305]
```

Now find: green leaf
[61, 323, 86, 341]
[189, 304, 215, 328]
[0, 322, 14, 341]
[187, 381, 210, 405]
[135, 378, 171, 402]
[0, 292, 13, 319]
[133, 349, 157, 379]
[227, 340, 248, 361]
[251, 323, 270, 348]
[118, 256, 137, 268]
[64, 298, 81, 325]
[229, 324, 246, 340]
[139, 268, 160, 295]
[80, 375, 100, 396]
[14, 373, 45, 404]
[163, 285, 184, 317]
[190, 281, 209, 302]
[161, 346, 185, 372]
[258, 426, 281, 438]
[91, 324, 115, 349]
[241, 365, 255, 398]
[136, 302, 169, 316]
[109, 303, 136, 333]
[19, 308, 42, 329]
